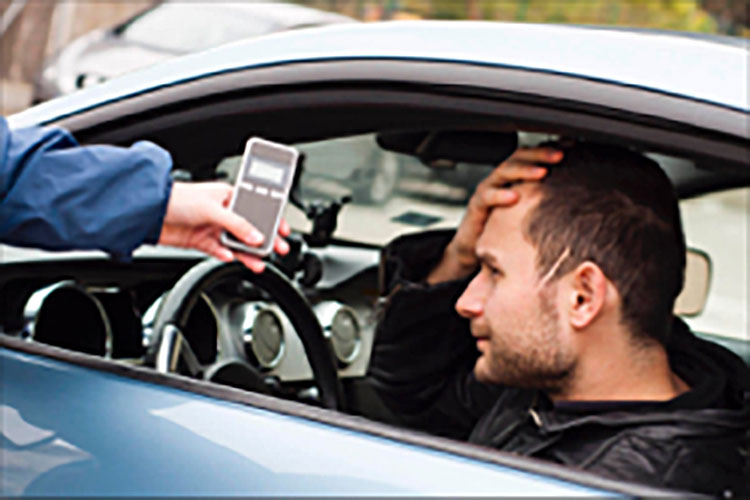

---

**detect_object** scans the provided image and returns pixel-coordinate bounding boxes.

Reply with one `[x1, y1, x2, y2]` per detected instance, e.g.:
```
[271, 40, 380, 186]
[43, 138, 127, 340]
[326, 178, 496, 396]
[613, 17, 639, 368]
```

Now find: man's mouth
[475, 338, 490, 352]
[470, 325, 488, 340]
[471, 327, 490, 347]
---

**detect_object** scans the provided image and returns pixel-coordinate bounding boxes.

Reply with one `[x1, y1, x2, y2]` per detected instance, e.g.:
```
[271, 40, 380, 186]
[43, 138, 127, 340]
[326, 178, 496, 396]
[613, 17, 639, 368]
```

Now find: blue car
[2, 21, 748, 496]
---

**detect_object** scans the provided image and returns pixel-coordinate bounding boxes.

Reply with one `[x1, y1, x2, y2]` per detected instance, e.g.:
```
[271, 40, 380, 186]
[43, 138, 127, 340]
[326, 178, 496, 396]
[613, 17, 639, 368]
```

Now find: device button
[241, 182, 254, 190]
[256, 186, 269, 196]
[271, 190, 284, 199]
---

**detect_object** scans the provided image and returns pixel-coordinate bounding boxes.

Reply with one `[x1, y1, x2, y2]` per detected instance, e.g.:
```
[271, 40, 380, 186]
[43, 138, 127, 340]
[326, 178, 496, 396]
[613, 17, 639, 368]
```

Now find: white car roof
[12, 21, 748, 128]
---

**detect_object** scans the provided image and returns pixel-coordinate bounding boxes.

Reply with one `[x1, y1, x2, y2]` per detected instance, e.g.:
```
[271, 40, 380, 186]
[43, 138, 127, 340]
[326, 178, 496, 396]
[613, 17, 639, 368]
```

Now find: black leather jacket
[367, 231, 750, 497]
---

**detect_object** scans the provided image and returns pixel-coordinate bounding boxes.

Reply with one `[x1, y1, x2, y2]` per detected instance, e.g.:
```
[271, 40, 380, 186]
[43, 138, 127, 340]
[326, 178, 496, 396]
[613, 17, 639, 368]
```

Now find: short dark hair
[524, 142, 685, 345]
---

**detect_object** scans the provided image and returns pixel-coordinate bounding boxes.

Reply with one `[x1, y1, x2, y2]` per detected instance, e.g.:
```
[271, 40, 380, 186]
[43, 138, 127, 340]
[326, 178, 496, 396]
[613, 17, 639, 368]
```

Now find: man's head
[456, 142, 686, 390]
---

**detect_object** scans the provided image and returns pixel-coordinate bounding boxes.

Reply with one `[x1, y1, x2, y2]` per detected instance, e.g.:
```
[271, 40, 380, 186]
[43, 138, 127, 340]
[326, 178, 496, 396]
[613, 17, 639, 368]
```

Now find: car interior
[1, 88, 748, 423]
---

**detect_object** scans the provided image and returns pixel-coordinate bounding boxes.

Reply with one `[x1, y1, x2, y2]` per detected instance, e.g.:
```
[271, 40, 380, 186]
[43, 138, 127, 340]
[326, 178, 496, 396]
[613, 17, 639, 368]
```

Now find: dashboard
[0, 242, 382, 393]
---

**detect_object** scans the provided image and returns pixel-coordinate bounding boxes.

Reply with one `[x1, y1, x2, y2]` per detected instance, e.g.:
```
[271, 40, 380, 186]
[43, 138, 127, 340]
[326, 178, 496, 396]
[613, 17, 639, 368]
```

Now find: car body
[33, 1, 352, 102]
[3, 21, 749, 496]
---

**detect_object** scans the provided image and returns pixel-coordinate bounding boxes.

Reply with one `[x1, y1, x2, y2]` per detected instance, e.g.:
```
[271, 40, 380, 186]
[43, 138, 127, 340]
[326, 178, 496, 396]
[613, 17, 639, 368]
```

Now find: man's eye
[483, 264, 503, 278]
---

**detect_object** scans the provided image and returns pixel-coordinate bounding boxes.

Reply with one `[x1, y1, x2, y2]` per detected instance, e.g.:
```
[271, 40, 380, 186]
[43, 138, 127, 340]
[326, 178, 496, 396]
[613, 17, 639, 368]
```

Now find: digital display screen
[246, 157, 284, 185]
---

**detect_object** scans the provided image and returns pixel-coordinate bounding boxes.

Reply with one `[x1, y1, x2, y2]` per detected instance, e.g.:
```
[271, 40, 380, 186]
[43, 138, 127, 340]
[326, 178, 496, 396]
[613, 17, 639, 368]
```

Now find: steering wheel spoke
[155, 324, 204, 378]
[146, 259, 344, 410]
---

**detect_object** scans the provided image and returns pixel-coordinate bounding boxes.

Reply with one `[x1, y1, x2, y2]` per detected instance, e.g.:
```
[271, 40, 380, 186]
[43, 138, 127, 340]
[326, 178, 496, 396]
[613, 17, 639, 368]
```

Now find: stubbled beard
[483, 284, 576, 393]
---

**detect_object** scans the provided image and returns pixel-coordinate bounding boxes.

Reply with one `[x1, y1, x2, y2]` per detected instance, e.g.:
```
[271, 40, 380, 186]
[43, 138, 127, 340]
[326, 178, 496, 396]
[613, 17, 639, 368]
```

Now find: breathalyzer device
[221, 137, 299, 257]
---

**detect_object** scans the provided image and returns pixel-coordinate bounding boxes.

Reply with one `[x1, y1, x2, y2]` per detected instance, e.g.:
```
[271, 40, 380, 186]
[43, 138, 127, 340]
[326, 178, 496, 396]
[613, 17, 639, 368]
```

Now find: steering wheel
[145, 259, 344, 411]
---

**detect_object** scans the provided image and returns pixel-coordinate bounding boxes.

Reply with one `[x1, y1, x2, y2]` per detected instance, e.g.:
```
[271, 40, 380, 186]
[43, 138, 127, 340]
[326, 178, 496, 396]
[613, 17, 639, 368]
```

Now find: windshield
[122, 3, 276, 53]
[216, 132, 563, 246]
[218, 134, 470, 246]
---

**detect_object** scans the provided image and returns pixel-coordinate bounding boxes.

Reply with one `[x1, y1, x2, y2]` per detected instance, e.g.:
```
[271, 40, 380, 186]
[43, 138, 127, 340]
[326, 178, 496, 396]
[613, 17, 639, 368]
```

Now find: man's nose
[456, 274, 485, 318]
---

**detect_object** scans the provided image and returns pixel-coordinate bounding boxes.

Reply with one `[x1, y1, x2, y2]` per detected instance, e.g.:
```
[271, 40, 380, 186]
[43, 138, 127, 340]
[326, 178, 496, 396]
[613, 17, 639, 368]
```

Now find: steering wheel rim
[146, 259, 344, 410]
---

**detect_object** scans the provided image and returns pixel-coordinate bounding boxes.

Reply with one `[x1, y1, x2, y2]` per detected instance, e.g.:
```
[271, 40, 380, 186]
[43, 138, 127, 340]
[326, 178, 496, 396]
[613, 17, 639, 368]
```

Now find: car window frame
[35, 59, 747, 163]
[54, 88, 748, 203]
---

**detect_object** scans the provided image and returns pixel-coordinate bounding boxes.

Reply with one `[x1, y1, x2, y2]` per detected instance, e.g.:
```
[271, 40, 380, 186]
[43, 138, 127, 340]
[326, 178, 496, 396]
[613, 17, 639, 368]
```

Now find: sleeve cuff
[143, 175, 173, 246]
[380, 229, 456, 293]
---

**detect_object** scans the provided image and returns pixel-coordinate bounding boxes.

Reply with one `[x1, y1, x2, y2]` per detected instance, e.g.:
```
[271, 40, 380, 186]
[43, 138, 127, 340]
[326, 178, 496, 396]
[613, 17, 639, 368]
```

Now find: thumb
[210, 206, 264, 247]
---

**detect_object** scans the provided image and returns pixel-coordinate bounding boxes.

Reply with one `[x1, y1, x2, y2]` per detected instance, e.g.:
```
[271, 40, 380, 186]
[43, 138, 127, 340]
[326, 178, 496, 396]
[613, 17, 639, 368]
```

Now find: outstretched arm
[0, 119, 288, 268]
[0, 118, 173, 258]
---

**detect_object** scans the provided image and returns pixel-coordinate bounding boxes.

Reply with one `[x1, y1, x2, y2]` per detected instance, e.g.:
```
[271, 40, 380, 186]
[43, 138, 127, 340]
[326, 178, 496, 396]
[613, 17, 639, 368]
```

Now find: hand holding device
[221, 137, 299, 257]
[159, 181, 289, 274]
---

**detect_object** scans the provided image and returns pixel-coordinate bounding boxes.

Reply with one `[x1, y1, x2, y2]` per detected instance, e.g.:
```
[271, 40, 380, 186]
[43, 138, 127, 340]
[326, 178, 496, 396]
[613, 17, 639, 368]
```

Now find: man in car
[368, 143, 749, 495]
[0, 117, 288, 270]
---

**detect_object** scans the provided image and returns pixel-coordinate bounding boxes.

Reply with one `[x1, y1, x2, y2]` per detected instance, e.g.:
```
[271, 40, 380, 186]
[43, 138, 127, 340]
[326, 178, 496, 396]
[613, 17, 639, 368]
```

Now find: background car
[3, 20, 748, 496]
[32, 1, 353, 102]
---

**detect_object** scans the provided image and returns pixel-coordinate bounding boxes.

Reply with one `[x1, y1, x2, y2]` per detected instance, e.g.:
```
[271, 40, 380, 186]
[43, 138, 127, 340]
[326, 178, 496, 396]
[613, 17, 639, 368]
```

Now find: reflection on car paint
[150, 399, 604, 495]
[1, 405, 91, 496]
[1, 348, 606, 496]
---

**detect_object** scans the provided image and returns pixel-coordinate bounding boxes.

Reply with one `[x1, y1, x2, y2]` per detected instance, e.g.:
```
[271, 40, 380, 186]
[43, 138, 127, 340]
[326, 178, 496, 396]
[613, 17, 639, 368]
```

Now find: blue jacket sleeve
[0, 116, 173, 259]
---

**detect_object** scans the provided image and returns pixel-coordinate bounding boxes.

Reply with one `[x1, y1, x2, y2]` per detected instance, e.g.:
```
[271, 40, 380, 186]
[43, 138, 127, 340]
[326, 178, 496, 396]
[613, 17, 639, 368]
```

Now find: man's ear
[567, 261, 608, 330]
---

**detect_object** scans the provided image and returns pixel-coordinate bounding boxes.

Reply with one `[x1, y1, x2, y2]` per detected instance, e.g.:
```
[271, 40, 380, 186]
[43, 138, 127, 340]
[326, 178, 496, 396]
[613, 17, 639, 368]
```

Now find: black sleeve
[366, 231, 504, 440]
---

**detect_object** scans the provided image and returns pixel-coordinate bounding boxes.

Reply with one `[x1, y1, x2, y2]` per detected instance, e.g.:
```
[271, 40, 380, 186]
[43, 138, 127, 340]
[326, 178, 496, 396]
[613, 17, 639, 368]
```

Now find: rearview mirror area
[376, 130, 518, 168]
[674, 248, 712, 317]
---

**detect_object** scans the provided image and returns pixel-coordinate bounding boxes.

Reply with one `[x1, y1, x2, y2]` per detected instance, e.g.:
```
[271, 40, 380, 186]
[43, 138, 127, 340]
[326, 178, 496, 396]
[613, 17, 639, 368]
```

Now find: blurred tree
[421, 0, 466, 19]
[353, 0, 745, 35]
[699, 0, 748, 35]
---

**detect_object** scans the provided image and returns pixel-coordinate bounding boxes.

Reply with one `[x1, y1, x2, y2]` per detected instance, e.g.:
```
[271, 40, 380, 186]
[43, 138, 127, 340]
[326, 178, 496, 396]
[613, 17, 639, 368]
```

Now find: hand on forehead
[479, 186, 542, 256]
[431, 146, 560, 285]
[486, 182, 542, 227]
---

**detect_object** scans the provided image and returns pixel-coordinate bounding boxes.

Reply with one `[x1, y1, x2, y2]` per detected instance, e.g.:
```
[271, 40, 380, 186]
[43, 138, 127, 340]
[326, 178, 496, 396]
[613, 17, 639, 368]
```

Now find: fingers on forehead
[485, 164, 547, 185]
[481, 187, 517, 206]
[512, 147, 562, 163]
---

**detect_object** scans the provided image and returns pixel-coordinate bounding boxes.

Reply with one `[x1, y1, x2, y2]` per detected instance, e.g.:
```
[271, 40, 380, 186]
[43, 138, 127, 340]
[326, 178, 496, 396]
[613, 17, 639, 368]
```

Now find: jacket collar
[532, 320, 750, 435]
